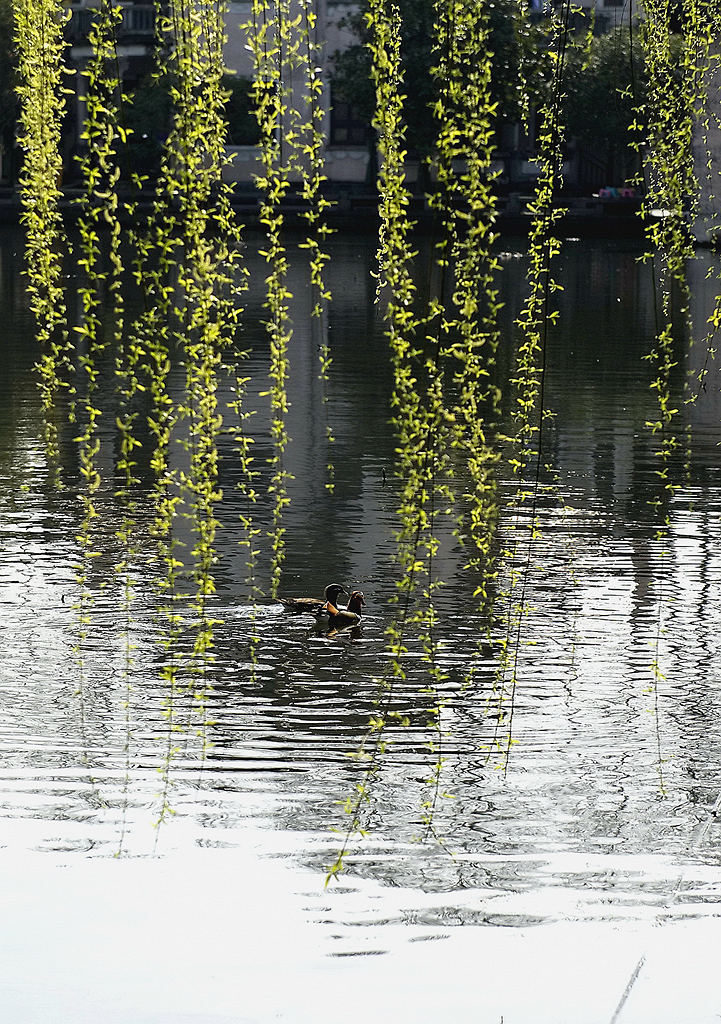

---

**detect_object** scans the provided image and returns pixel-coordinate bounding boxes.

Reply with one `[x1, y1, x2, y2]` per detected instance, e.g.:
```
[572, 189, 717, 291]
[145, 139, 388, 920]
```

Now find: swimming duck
[324, 589, 365, 630]
[279, 583, 346, 615]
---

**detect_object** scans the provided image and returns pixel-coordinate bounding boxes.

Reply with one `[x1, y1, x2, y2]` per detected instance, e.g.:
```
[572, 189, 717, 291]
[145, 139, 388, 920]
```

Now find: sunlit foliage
[14, 0, 73, 470]
[634, 0, 721, 793]
[11, 0, 720, 861]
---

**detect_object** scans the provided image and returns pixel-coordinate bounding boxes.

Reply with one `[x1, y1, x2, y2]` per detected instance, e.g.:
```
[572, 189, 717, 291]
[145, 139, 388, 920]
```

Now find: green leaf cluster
[331, 0, 553, 158]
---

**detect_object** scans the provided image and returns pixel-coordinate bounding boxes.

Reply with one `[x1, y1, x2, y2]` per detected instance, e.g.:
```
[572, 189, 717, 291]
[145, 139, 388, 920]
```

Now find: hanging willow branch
[172, 0, 241, 746]
[144, 0, 247, 826]
[14, 0, 73, 473]
[74, 0, 138, 852]
[68, 0, 131, 783]
[489, 0, 574, 772]
[245, 0, 295, 598]
[296, 0, 336, 490]
[635, 0, 716, 795]
[326, 0, 422, 883]
[430, 0, 501, 611]
[387, 0, 502, 836]
[327, 0, 501, 877]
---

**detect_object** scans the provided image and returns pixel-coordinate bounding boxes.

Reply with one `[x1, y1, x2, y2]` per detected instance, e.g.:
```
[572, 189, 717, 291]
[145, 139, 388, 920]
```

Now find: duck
[279, 583, 346, 615]
[324, 589, 365, 630]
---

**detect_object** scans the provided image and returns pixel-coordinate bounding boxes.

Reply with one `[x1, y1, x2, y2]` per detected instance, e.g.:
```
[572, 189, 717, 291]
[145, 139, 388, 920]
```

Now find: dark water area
[2, 226, 721, 1022]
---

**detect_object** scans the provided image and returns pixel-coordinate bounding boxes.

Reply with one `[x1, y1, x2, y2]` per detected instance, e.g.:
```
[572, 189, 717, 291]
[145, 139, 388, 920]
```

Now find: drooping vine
[429, 0, 502, 628]
[246, 0, 295, 598]
[489, 0, 574, 772]
[398, 0, 504, 838]
[14, 0, 73, 474]
[296, 0, 335, 490]
[137, 0, 247, 828]
[634, 0, 714, 794]
[15, 0, 721, 879]
[93, 5, 144, 851]
[73, 0, 131, 784]
[165, 0, 243, 761]
[326, 0, 426, 882]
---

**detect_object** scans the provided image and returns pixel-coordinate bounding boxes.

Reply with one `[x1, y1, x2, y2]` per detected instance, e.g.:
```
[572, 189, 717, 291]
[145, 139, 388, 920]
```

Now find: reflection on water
[3, 226, 721, 1013]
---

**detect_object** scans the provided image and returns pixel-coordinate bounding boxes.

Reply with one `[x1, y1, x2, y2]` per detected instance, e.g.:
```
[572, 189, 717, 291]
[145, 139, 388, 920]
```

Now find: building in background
[65, 2, 157, 170]
[222, 0, 372, 186]
[52, 0, 649, 202]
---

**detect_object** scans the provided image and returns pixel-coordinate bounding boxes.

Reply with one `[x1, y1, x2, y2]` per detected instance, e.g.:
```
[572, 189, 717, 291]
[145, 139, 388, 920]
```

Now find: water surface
[2, 227, 721, 1022]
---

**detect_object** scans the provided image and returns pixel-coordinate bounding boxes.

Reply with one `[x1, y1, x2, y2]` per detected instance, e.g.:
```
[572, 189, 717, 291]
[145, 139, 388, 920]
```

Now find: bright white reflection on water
[2, 227, 721, 1021]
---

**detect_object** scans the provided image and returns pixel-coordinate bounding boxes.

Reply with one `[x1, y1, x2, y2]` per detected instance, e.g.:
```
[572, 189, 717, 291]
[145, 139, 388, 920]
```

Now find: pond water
[2, 224, 721, 1022]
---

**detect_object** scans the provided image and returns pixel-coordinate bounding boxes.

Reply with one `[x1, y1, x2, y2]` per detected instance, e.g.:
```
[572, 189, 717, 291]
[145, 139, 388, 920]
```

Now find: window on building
[329, 88, 369, 146]
[224, 76, 260, 146]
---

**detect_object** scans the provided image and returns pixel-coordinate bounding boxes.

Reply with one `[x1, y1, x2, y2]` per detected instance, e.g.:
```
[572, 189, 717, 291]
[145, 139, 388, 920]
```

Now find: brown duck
[324, 589, 365, 629]
[279, 583, 346, 615]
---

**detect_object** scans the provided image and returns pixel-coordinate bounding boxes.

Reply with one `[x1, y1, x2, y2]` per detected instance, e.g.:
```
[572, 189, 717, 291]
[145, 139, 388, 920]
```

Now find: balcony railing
[67, 4, 156, 43]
